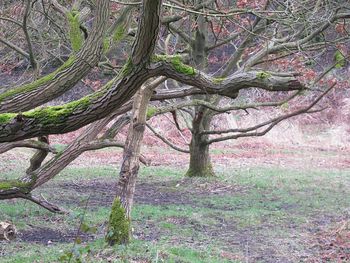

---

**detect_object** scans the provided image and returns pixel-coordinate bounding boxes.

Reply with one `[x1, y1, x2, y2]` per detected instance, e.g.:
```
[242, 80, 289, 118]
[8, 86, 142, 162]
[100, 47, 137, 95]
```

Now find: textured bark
[186, 104, 215, 177]
[131, 0, 162, 65]
[26, 136, 50, 173]
[0, 139, 56, 154]
[118, 88, 152, 217]
[107, 85, 153, 245]
[151, 65, 303, 96]
[186, 136, 214, 177]
[0, 0, 109, 113]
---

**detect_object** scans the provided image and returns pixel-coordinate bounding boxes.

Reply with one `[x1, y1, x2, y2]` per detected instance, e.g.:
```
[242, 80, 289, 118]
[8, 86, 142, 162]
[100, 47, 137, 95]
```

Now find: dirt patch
[56, 180, 194, 208]
[54, 178, 246, 208]
[19, 226, 92, 244]
[54, 179, 308, 262]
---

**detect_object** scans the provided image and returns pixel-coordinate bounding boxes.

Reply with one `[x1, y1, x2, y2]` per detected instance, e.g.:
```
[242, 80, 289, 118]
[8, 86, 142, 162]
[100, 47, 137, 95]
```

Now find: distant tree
[143, 0, 348, 177]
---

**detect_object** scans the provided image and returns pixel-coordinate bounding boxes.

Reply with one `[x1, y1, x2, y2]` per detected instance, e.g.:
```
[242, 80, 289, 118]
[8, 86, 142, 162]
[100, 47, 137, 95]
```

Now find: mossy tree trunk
[106, 85, 153, 246]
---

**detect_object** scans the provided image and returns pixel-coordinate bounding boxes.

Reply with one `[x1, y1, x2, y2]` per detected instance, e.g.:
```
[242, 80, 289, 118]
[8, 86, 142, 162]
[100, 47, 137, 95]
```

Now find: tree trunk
[106, 85, 153, 246]
[186, 109, 215, 177]
[185, 10, 214, 177]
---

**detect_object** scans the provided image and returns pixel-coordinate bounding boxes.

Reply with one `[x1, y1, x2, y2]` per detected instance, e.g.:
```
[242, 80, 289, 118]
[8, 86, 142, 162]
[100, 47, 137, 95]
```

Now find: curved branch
[23, 0, 39, 72]
[146, 123, 189, 153]
[85, 139, 150, 166]
[26, 136, 50, 173]
[150, 90, 299, 115]
[150, 60, 304, 97]
[131, 0, 162, 65]
[0, 0, 110, 113]
[0, 139, 57, 154]
[0, 36, 30, 59]
[21, 193, 66, 213]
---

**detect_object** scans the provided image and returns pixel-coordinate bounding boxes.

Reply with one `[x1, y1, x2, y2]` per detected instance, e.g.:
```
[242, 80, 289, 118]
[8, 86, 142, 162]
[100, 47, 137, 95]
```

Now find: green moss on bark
[0, 56, 75, 102]
[213, 77, 226, 84]
[185, 164, 215, 177]
[23, 96, 91, 124]
[67, 11, 83, 52]
[120, 58, 134, 77]
[146, 106, 157, 118]
[256, 71, 271, 79]
[152, 55, 196, 76]
[0, 113, 16, 124]
[103, 37, 111, 54]
[113, 25, 125, 43]
[0, 180, 30, 191]
[106, 197, 130, 245]
[0, 76, 116, 126]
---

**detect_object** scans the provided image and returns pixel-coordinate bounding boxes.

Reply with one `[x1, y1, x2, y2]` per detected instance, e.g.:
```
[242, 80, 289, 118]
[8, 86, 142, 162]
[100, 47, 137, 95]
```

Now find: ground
[0, 140, 349, 262]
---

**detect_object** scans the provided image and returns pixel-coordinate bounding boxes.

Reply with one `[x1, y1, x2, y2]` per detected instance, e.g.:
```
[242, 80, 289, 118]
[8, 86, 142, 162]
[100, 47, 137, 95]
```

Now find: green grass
[0, 157, 349, 262]
[57, 165, 117, 181]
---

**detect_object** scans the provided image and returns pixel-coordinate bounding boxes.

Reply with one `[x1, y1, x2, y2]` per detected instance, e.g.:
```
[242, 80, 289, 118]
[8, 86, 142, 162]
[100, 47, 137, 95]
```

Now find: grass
[0, 148, 349, 262]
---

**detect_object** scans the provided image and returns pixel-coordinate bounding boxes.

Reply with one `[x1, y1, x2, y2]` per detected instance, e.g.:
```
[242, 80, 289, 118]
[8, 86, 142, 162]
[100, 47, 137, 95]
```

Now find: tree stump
[0, 222, 17, 241]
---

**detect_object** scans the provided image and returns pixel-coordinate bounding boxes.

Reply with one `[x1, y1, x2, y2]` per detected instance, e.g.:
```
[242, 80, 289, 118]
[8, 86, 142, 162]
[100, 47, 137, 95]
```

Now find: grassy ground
[0, 146, 349, 262]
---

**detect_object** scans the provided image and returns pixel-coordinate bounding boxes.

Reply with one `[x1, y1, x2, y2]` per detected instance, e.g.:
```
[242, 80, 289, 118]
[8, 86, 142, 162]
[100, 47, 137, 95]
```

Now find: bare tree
[0, 0, 349, 245]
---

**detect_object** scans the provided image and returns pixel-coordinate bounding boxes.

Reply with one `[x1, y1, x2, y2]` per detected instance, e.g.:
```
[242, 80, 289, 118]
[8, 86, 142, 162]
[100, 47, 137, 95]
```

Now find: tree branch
[205, 84, 335, 144]
[0, 0, 110, 113]
[0, 139, 57, 154]
[146, 123, 189, 153]
[21, 193, 66, 213]
[23, 0, 39, 73]
[0, 36, 30, 59]
[150, 60, 305, 97]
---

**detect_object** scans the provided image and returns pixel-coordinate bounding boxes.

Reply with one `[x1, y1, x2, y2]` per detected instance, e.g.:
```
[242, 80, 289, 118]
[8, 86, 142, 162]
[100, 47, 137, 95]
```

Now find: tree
[0, 0, 348, 244]
[105, 0, 348, 244]
[144, 0, 350, 177]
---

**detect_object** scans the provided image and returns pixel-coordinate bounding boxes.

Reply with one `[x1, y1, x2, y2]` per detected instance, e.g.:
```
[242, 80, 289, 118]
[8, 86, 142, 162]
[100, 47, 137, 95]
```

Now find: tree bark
[26, 136, 50, 173]
[106, 85, 153, 246]
[186, 108, 215, 177]
[186, 7, 214, 177]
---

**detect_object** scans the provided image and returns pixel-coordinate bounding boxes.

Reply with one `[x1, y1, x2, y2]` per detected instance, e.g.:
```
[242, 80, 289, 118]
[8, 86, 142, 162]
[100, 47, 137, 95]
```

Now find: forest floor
[0, 141, 349, 263]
